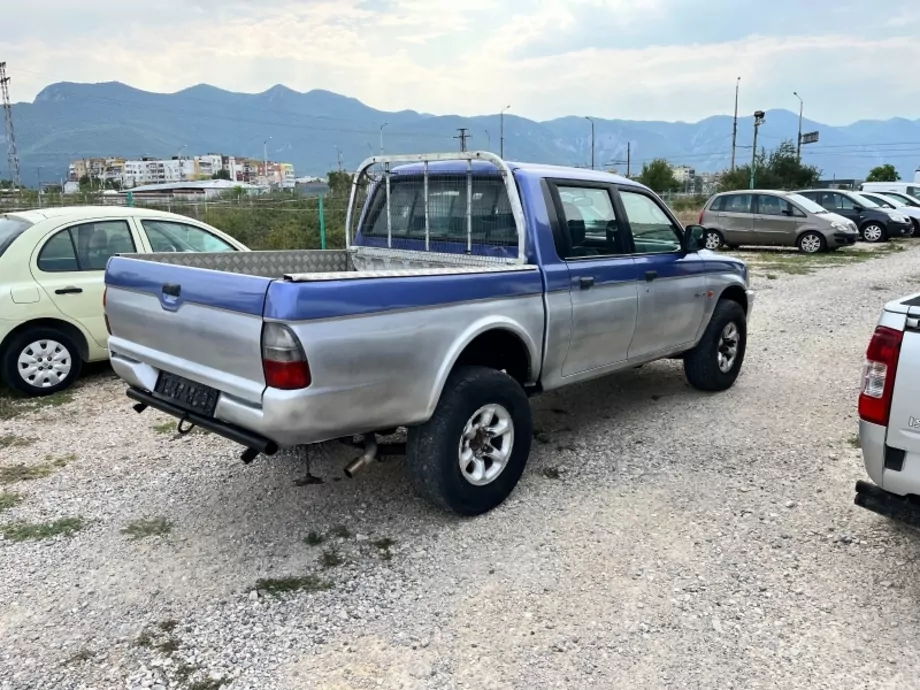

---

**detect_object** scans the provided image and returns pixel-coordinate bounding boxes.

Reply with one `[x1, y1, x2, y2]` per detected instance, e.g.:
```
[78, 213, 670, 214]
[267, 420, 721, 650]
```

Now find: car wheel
[861, 223, 887, 243]
[797, 231, 826, 254]
[907, 220, 919, 238]
[683, 300, 747, 392]
[704, 229, 724, 250]
[0, 328, 83, 397]
[406, 366, 533, 516]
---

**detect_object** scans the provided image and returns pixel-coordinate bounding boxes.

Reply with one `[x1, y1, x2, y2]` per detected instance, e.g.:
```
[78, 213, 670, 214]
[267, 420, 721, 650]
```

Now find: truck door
[546, 182, 639, 376]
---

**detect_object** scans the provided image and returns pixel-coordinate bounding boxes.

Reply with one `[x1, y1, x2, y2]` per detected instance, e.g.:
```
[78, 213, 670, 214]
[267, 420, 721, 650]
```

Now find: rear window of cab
[0, 215, 33, 258]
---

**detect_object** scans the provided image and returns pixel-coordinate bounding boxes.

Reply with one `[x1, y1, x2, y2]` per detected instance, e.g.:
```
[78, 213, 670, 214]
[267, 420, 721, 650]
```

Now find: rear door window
[723, 194, 753, 213]
[37, 220, 136, 272]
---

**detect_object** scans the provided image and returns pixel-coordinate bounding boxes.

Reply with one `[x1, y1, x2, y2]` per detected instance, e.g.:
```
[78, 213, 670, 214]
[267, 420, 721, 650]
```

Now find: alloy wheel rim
[801, 235, 821, 253]
[717, 322, 740, 373]
[705, 232, 721, 250]
[458, 404, 515, 486]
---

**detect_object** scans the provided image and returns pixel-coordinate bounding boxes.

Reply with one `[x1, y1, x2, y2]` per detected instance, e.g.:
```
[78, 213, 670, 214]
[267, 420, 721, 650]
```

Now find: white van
[859, 180, 920, 200]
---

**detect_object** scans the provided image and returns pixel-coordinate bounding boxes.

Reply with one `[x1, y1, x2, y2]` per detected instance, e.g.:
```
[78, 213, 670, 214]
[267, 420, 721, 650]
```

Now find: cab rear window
[0, 216, 32, 258]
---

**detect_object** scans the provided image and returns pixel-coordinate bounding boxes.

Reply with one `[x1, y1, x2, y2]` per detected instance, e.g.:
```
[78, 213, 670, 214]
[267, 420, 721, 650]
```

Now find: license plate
[154, 371, 220, 417]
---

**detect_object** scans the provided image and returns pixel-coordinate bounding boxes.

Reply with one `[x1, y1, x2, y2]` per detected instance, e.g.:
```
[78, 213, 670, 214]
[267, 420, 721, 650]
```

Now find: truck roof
[391, 159, 647, 190]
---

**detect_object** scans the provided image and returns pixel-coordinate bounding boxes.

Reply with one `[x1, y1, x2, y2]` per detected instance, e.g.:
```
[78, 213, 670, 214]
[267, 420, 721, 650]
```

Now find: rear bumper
[127, 387, 279, 456]
[859, 418, 920, 496]
[854, 480, 920, 529]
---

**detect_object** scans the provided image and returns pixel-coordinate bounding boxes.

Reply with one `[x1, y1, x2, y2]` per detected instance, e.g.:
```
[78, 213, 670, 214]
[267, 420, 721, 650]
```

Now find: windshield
[786, 193, 826, 214]
[882, 192, 920, 207]
[849, 192, 881, 208]
[863, 194, 895, 208]
[0, 215, 32, 258]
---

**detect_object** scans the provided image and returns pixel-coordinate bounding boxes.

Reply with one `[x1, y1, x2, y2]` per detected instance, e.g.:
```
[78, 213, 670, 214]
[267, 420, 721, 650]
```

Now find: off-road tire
[1, 327, 83, 397]
[683, 300, 747, 392]
[406, 366, 533, 516]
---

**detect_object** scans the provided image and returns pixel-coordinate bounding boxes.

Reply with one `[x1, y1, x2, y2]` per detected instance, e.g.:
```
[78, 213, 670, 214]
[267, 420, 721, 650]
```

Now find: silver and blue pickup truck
[104, 152, 754, 516]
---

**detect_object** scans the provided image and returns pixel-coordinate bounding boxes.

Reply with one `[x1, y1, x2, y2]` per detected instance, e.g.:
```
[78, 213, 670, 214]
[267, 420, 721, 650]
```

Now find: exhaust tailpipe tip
[343, 434, 378, 478]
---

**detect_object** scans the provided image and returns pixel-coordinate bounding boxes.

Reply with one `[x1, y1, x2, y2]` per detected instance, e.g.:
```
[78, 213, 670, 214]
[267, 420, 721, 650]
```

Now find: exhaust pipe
[344, 434, 378, 478]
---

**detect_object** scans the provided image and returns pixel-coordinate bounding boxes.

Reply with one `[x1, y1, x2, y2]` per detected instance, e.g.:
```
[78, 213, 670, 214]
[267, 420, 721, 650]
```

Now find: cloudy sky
[4, 0, 920, 125]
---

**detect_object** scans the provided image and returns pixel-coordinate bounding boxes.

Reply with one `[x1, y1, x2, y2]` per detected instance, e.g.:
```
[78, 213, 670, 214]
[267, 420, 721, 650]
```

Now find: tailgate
[105, 256, 272, 404]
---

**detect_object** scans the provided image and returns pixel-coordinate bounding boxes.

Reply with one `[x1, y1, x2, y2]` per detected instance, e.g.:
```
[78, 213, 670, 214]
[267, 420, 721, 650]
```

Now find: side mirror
[683, 224, 706, 253]
[782, 207, 793, 216]
[853, 205, 864, 212]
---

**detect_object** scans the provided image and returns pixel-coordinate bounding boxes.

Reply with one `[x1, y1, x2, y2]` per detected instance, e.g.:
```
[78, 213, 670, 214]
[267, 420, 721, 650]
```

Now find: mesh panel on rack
[349, 162, 520, 263]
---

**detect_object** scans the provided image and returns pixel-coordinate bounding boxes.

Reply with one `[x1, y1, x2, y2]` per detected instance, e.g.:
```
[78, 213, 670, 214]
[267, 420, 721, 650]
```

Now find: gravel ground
[3, 245, 920, 690]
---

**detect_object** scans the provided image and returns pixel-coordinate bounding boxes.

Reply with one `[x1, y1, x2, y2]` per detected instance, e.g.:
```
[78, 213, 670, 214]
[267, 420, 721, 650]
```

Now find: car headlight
[891, 213, 909, 223]
[831, 221, 848, 232]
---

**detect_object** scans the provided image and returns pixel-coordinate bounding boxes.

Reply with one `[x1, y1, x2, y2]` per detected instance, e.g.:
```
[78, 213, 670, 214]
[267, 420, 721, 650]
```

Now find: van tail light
[103, 287, 111, 335]
[858, 326, 903, 426]
[262, 322, 311, 390]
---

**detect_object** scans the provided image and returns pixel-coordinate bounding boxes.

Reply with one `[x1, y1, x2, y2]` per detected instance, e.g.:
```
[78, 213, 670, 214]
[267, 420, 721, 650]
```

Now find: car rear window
[0, 215, 32, 258]
[707, 196, 725, 212]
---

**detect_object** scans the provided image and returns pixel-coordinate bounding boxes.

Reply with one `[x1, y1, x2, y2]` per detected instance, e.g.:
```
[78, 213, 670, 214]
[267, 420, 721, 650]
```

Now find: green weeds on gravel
[153, 421, 176, 434]
[121, 517, 174, 540]
[320, 548, 344, 568]
[0, 516, 86, 542]
[372, 537, 395, 561]
[188, 678, 229, 690]
[304, 531, 325, 546]
[848, 434, 861, 448]
[738, 241, 906, 277]
[63, 649, 94, 665]
[0, 386, 74, 421]
[0, 434, 34, 449]
[329, 525, 351, 539]
[0, 492, 23, 513]
[255, 574, 333, 596]
[0, 455, 70, 485]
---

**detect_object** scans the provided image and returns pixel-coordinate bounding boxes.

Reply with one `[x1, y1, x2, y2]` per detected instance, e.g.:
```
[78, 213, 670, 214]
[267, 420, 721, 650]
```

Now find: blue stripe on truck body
[264, 269, 544, 322]
[105, 256, 270, 317]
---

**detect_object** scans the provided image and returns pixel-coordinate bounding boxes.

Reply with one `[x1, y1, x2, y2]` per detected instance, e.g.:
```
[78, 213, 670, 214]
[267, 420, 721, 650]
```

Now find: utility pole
[750, 110, 765, 189]
[0, 62, 21, 191]
[263, 136, 271, 186]
[379, 122, 388, 154]
[455, 128, 471, 152]
[626, 142, 631, 177]
[730, 76, 740, 170]
[334, 146, 343, 172]
[500, 105, 510, 158]
[793, 91, 803, 161]
[585, 116, 595, 169]
[485, 129, 491, 150]
[36, 166, 42, 207]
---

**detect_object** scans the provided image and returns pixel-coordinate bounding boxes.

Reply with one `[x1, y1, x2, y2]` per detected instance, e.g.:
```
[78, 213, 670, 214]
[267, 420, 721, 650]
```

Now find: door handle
[162, 283, 181, 298]
[54, 287, 83, 295]
[578, 276, 595, 290]
[645, 270, 658, 282]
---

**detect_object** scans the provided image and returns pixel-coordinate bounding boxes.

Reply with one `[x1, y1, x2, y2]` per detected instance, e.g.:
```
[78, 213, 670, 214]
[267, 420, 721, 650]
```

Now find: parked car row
[0, 207, 248, 397]
[699, 187, 920, 253]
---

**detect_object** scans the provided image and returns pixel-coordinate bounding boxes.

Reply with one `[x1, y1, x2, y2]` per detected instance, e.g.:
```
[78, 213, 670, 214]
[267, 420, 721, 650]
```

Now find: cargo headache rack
[343, 151, 528, 268]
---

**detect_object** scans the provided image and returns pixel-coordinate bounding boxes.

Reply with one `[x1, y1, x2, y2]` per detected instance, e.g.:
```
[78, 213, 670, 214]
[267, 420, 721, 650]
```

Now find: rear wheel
[704, 229, 724, 250]
[1, 328, 83, 397]
[797, 231, 826, 254]
[861, 222, 887, 243]
[683, 300, 747, 392]
[406, 366, 533, 516]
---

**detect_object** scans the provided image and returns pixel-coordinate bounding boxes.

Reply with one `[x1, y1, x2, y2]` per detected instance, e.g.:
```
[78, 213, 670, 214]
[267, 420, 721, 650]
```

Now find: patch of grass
[329, 525, 351, 539]
[320, 548, 344, 568]
[0, 434, 34, 449]
[542, 466, 562, 480]
[255, 574, 333, 596]
[848, 434, 861, 449]
[188, 679, 228, 690]
[63, 648, 94, 665]
[174, 662, 198, 683]
[764, 274, 778, 280]
[152, 421, 175, 435]
[0, 455, 71, 485]
[304, 531, 325, 546]
[0, 516, 86, 542]
[121, 517, 174, 540]
[135, 629, 155, 648]
[372, 537, 395, 561]
[158, 619, 179, 633]
[0, 492, 23, 513]
[0, 389, 74, 421]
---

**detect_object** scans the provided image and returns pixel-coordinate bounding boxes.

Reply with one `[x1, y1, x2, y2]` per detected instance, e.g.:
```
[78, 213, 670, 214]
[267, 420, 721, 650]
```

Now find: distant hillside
[4, 81, 920, 186]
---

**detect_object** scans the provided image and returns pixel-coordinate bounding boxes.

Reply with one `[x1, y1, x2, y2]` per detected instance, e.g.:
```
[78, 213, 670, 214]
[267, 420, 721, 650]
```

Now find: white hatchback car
[0, 206, 249, 396]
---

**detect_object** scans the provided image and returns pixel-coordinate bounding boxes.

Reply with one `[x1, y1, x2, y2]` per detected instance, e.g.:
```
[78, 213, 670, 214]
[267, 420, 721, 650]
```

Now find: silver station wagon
[699, 190, 859, 253]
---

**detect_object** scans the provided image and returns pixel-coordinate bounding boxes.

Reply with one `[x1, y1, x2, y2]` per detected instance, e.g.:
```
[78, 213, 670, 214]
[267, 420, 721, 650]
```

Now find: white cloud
[4, 0, 920, 125]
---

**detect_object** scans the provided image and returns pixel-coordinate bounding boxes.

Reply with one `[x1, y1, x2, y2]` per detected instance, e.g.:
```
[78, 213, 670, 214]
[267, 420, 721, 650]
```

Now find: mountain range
[4, 81, 920, 187]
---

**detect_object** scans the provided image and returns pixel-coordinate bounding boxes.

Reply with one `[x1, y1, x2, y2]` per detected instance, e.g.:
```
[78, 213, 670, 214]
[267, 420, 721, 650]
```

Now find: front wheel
[861, 223, 887, 243]
[683, 300, 747, 392]
[406, 366, 533, 516]
[797, 231, 826, 254]
[1, 328, 83, 397]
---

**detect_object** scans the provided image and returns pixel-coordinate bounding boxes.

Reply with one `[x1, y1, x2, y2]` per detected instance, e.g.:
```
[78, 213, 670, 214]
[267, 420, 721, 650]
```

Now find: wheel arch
[718, 284, 749, 315]
[426, 319, 540, 418]
[0, 318, 91, 363]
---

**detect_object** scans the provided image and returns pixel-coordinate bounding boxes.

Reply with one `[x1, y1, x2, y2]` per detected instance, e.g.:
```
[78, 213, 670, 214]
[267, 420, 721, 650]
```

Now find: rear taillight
[858, 326, 903, 426]
[103, 287, 111, 335]
[698, 209, 704, 224]
[262, 323, 311, 390]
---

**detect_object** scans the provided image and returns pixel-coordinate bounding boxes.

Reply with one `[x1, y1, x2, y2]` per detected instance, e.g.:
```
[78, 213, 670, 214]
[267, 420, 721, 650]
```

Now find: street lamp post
[750, 110, 765, 189]
[263, 137, 272, 186]
[485, 129, 491, 150]
[793, 91, 803, 161]
[585, 116, 596, 169]
[500, 105, 511, 157]
[379, 122, 389, 154]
